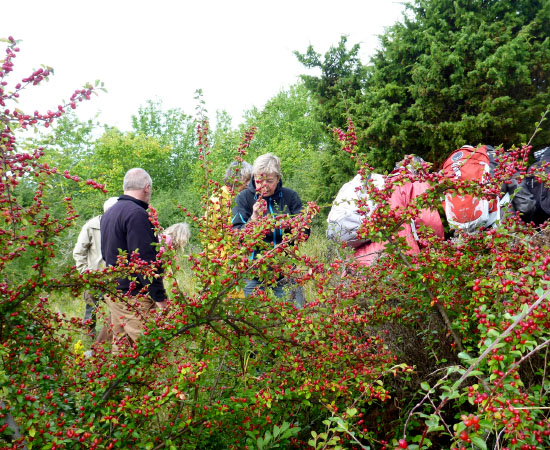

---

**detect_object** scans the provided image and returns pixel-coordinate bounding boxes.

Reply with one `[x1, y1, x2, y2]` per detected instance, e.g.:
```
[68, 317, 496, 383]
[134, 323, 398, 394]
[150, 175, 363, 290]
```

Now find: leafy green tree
[78, 129, 172, 193]
[297, 1, 550, 172]
[131, 99, 197, 190]
[41, 111, 99, 170]
[22, 112, 105, 215]
[363, 0, 550, 168]
[295, 36, 367, 134]
[240, 83, 330, 205]
[294, 37, 367, 199]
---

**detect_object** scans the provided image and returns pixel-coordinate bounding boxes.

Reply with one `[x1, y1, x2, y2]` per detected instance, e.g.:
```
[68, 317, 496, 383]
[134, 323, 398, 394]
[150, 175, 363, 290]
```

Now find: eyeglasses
[257, 177, 278, 184]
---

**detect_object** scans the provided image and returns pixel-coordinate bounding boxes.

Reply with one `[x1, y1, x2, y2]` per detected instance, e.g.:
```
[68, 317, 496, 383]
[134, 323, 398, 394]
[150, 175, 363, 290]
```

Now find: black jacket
[488, 150, 537, 219]
[100, 195, 167, 302]
[231, 178, 304, 248]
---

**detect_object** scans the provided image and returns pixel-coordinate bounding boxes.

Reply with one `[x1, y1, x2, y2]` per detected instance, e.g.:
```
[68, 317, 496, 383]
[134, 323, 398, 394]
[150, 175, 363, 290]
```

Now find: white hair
[103, 197, 118, 213]
[123, 168, 152, 191]
[163, 222, 191, 251]
[253, 153, 281, 179]
[224, 161, 253, 185]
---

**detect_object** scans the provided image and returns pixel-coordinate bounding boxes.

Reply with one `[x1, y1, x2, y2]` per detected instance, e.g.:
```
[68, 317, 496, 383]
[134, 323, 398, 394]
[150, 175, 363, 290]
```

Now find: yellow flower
[74, 340, 84, 357]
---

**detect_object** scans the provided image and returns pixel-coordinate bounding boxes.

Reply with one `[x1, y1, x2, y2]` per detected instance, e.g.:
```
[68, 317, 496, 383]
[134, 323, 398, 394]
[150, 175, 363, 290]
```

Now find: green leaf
[420, 382, 431, 391]
[470, 435, 487, 450]
[439, 390, 460, 401]
[466, 370, 484, 377]
[281, 427, 298, 440]
[479, 419, 493, 430]
[246, 431, 258, 440]
[454, 421, 466, 432]
[487, 328, 501, 338]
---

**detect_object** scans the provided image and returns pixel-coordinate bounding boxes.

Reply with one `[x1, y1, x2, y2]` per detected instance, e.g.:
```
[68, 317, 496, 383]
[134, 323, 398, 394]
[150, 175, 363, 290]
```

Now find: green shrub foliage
[2, 37, 550, 450]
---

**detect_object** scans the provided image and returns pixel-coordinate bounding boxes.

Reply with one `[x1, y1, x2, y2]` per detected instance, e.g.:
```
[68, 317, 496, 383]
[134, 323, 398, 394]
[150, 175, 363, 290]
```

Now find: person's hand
[250, 198, 266, 222]
[152, 300, 168, 322]
[256, 181, 269, 198]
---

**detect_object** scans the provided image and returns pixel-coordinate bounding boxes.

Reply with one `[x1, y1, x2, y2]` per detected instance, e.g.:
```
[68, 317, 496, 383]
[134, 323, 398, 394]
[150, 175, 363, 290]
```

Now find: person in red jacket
[354, 156, 444, 267]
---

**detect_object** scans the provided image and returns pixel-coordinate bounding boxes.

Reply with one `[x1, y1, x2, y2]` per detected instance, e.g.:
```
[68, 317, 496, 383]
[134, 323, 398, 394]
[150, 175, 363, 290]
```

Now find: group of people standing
[340, 145, 550, 267]
[73, 145, 550, 354]
[73, 153, 305, 354]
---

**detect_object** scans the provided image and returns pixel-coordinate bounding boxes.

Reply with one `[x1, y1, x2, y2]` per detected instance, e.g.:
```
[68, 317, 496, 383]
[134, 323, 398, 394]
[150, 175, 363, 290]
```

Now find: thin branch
[403, 373, 452, 439]
[451, 289, 548, 393]
[527, 108, 549, 147]
[99, 321, 204, 404]
[540, 343, 549, 398]
[494, 337, 550, 396]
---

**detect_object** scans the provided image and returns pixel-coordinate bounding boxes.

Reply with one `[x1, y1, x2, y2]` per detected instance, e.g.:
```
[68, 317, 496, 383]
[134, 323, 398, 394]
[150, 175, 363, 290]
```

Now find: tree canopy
[297, 0, 550, 173]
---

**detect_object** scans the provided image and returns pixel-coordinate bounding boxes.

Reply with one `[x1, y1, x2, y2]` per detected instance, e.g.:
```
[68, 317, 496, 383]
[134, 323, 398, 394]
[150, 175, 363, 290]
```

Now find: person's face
[237, 177, 250, 193]
[255, 173, 279, 197]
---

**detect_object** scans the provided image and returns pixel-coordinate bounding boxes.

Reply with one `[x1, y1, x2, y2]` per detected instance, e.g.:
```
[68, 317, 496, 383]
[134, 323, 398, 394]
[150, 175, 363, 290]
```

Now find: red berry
[398, 439, 408, 449]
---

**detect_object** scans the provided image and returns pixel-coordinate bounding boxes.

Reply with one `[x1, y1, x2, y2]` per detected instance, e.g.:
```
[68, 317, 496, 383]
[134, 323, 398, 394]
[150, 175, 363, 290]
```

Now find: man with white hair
[73, 196, 118, 342]
[101, 168, 167, 354]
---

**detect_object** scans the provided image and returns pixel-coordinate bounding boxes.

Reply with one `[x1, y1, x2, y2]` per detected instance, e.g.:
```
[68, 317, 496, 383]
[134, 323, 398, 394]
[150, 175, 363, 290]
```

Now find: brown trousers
[105, 294, 155, 354]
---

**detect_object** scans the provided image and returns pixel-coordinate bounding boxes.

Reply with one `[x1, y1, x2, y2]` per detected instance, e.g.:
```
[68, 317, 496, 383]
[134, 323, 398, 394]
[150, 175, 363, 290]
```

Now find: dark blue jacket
[100, 195, 167, 302]
[231, 178, 304, 248]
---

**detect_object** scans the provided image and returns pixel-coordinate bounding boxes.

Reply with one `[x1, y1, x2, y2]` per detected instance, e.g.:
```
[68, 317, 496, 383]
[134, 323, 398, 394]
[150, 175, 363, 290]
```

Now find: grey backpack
[327, 173, 385, 248]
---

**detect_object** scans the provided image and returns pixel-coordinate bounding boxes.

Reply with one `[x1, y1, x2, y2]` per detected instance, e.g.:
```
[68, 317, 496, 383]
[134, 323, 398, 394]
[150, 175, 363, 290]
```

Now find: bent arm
[73, 225, 91, 273]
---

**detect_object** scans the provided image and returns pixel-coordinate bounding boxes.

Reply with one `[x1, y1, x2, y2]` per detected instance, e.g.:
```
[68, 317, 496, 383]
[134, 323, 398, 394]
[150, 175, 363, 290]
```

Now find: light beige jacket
[72, 215, 105, 273]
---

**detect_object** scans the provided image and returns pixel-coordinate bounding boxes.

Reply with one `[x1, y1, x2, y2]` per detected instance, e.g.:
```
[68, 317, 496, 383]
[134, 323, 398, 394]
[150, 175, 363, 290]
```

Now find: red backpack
[442, 145, 500, 232]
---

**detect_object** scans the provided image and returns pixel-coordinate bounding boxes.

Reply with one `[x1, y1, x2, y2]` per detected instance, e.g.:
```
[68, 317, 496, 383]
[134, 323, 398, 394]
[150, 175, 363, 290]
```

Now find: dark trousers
[83, 291, 111, 343]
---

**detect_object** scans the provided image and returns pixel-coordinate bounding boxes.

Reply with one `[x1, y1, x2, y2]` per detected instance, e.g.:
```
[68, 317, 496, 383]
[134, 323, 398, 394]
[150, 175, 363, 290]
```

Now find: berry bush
[1, 38, 550, 450]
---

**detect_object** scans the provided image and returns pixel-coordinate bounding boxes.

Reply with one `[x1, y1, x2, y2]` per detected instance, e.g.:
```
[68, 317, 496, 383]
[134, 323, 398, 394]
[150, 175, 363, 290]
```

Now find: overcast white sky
[6, 0, 406, 131]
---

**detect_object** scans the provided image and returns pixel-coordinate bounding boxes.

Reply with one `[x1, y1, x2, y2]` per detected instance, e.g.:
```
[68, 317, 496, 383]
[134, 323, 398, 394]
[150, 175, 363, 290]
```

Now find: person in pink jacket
[354, 156, 444, 266]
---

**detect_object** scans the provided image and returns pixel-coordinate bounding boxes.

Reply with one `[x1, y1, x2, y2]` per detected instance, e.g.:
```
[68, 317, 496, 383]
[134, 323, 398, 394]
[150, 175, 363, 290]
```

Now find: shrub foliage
[2, 36, 550, 450]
